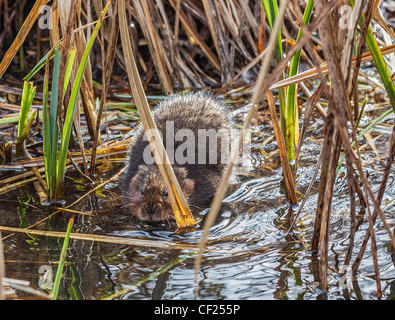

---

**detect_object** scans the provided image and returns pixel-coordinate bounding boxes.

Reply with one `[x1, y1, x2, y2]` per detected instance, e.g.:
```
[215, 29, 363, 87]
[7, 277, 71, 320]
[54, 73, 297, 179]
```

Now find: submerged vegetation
[0, 0, 394, 300]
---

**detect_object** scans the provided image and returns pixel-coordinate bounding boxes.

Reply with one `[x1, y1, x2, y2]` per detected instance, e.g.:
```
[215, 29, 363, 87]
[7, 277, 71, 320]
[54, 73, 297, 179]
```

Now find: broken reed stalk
[16, 81, 37, 158]
[194, 0, 289, 298]
[118, 0, 196, 229]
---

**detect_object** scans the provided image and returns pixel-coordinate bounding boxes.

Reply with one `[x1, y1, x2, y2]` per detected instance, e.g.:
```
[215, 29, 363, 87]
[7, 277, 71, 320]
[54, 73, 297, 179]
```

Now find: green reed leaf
[52, 216, 74, 300]
[23, 50, 56, 81]
[16, 81, 36, 156]
[56, 2, 111, 195]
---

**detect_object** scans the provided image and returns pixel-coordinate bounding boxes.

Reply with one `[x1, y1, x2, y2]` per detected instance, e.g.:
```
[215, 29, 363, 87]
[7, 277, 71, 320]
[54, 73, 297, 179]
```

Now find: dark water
[1, 108, 395, 300]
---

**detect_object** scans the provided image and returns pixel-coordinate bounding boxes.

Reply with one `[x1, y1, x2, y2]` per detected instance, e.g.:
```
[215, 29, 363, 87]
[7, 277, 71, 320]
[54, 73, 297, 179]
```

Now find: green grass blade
[41, 48, 61, 200]
[42, 56, 52, 197]
[51, 216, 74, 300]
[41, 47, 76, 200]
[261, 0, 282, 63]
[56, 2, 111, 195]
[63, 49, 76, 99]
[284, 0, 314, 160]
[23, 50, 56, 81]
[365, 29, 395, 112]
[47, 49, 62, 199]
[16, 81, 36, 155]
[0, 115, 20, 125]
[261, 0, 287, 143]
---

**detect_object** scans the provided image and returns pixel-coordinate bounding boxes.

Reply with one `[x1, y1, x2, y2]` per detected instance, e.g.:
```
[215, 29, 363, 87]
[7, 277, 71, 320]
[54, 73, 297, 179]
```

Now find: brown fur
[124, 165, 195, 222]
[122, 92, 233, 222]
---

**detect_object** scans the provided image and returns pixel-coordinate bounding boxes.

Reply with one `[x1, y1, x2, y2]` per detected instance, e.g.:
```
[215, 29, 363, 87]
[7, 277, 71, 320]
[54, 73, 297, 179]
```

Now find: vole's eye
[141, 189, 145, 195]
[163, 190, 168, 197]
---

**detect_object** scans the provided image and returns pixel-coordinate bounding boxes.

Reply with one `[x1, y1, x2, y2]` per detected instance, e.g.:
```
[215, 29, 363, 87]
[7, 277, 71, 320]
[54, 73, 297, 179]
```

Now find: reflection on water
[1, 111, 395, 300]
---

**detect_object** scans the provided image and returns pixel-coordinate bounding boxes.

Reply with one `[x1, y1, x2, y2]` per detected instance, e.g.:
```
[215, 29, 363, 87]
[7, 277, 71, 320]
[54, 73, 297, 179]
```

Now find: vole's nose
[145, 203, 157, 215]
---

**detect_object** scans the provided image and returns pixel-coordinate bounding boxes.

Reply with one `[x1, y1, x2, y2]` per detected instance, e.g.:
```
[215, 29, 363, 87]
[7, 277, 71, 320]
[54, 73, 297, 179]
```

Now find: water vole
[122, 92, 233, 222]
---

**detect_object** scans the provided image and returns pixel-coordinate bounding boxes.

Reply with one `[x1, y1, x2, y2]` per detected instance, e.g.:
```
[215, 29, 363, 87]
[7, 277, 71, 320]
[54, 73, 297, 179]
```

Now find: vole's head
[125, 165, 195, 222]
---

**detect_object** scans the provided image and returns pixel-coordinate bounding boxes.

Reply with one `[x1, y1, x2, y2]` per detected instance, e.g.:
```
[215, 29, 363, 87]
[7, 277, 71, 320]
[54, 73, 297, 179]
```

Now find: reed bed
[0, 0, 394, 299]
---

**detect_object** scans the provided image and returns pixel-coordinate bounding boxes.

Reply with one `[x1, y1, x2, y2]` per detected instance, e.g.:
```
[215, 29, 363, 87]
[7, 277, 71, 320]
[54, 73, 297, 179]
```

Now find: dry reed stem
[298, 82, 327, 119]
[168, 0, 221, 71]
[260, 0, 338, 96]
[0, 0, 49, 78]
[1, 165, 126, 242]
[374, 9, 395, 42]
[352, 121, 395, 273]
[340, 0, 371, 273]
[132, 0, 173, 94]
[271, 44, 395, 91]
[349, 0, 375, 98]
[0, 177, 37, 196]
[50, 1, 60, 46]
[286, 150, 323, 235]
[293, 83, 324, 179]
[57, 0, 78, 136]
[312, 0, 359, 291]
[366, 200, 382, 298]
[314, 115, 341, 291]
[342, 0, 367, 85]
[194, 0, 289, 298]
[211, 0, 233, 82]
[0, 226, 198, 251]
[266, 91, 298, 205]
[90, 3, 119, 175]
[2, 277, 52, 300]
[202, 0, 220, 56]
[118, 0, 196, 229]
[59, 0, 98, 142]
[0, 232, 4, 300]
[0, 85, 43, 100]
[232, 0, 329, 87]
[312, 0, 395, 293]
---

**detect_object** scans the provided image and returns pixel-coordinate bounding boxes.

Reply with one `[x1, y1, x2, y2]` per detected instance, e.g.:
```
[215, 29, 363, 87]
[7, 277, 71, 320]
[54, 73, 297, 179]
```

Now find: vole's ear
[173, 166, 188, 179]
[128, 165, 149, 196]
[173, 167, 194, 195]
[183, 178, 195, 195]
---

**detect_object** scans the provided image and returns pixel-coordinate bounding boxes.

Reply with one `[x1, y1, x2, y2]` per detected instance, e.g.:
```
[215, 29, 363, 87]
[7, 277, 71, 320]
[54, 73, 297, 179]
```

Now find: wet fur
[122, 92, 232, 221]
